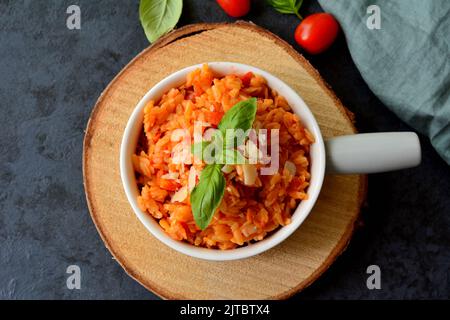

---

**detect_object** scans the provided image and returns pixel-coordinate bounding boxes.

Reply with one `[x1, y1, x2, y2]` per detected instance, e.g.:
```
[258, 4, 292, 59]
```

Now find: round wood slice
[83, 22, 367, 300]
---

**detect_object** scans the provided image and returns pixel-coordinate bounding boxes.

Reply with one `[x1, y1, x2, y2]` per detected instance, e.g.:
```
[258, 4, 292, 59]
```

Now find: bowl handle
[325, 132, 422, 174]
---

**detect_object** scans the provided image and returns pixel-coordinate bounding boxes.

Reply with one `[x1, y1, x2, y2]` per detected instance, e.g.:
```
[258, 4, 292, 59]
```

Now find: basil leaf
[222, 149, 246, 165]
[218, 98, 257, 135]
[266, 0, 303, 19]
[139, 0, 183, 43]
[192, 138, 245, 164]
[189, 98, 258, 229]
[218, 98, 256, 149]
[190, 164, 226, 230]
[191, 141, 210, 160]
[223, 128, 250, 150]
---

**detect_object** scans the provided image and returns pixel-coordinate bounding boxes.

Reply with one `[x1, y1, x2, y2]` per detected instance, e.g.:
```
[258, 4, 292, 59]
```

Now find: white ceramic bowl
[120, 62, 421, 261]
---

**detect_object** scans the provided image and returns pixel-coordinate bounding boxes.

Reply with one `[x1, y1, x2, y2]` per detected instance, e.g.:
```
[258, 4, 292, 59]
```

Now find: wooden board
[83, 22, 367, 300]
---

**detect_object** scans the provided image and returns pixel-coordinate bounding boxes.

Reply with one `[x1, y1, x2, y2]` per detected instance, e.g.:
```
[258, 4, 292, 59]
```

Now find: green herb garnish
[139, 0, 183, 43]
[218, 98, 258, 135]
[266, 0, 304, 19]
[190, 98, 257, 230]
[190, 164, 226, 230]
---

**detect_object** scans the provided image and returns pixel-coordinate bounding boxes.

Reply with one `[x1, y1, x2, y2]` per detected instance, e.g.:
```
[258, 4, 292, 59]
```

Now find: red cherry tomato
[294, 13, 340, 54]
[216, 0, 250, 18]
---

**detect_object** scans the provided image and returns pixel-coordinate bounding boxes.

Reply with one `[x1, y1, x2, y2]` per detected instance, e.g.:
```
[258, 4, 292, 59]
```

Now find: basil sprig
[218, 99, 258, 135]
[266, 0, 304, 19]
[192, 98, 257, 165]
[190, 98, 257, 230]
[139, 0, 183, 43]
[190, 164, 226, 230]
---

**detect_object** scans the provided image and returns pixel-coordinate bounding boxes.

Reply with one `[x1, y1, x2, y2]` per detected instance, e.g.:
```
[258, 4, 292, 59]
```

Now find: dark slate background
[0, 0, 448, 300]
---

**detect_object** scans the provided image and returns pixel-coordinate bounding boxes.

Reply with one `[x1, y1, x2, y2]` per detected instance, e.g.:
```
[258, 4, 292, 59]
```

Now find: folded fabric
[318, 0, 450, 164]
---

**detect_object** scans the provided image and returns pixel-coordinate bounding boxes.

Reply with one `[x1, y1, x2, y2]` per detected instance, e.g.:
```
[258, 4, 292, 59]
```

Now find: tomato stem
[296, 12, 303, 20]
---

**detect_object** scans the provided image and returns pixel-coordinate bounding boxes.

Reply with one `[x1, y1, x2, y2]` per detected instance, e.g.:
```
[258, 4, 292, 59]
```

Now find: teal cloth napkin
[318, 0, 450, 164]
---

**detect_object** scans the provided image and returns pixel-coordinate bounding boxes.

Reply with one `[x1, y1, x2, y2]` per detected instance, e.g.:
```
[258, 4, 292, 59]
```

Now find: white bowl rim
[120, 62, 325, 261]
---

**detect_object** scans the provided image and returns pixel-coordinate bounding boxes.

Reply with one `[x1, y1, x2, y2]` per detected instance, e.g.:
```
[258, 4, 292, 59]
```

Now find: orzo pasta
[133, 64, 314, 250]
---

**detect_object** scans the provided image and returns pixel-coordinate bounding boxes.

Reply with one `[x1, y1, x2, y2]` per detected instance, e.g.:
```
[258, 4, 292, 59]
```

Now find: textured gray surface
[0, 0, 449, 299]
